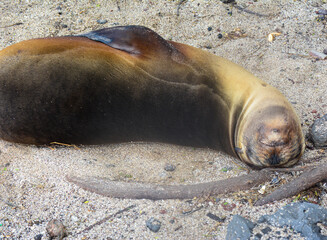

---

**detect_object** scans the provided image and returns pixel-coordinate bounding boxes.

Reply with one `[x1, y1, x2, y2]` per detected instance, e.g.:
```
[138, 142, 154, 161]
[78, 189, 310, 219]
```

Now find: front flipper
[78, 25, 180, 58]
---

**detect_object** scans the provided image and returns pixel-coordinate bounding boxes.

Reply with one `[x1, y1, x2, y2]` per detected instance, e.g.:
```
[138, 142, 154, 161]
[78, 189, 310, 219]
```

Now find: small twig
[182, 206, 203, 215]
[78, 204, 136, 234]
[233, 5, 271, 17]
[255, 163, 327, 206]
[0, 22, 23, 28]
[67, 170, 271, 200]
[50, 142, 80, 150]
[177, 0, 187, 16]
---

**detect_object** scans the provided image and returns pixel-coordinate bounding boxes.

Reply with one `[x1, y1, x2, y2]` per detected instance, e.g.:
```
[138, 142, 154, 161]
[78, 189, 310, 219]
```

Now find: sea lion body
[0, 26, 304, 167]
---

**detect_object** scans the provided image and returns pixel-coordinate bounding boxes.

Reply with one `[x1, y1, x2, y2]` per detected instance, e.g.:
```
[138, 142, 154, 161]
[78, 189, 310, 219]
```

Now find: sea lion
[0, 25, 304, 168]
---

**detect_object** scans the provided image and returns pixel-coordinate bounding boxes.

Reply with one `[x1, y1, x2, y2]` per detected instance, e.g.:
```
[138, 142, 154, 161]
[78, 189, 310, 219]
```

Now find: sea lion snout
[238, 106, 304, 168]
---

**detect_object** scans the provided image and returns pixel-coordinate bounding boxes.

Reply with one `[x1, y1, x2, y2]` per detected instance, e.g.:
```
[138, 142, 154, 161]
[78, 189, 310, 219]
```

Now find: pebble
[221, 0, 235, 3]
[207, 26, 212, 31]
[261, 226, 272, 234]
[310, 114, 327, 147]
[226, 215, 255, 240]
[97, 19, 108, 24]
[146, 217, 161, 232]
[34, 234, 43, 240]
[218, 33, 223, 39]
[164, 164, 176, 172]
[254, 233, 262, 239]
[46, 219, 66, 240]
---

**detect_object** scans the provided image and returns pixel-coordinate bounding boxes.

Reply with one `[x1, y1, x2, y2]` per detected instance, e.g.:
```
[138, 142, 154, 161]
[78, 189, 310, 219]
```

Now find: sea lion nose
[267, 152, 281, 165]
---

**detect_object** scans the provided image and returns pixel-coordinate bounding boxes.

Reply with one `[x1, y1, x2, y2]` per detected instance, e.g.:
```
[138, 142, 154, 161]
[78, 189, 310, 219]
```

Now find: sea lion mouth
[266, 152, 281, 166]
[244, 139, 302, 168]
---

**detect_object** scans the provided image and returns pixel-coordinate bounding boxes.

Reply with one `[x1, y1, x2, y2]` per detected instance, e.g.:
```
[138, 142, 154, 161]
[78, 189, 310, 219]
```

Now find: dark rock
[310, 114, 327, 147]
[97, 19, 108, 24]
[46, 219, 66, 240]
[34, 234, 43, 240]
[254, 233, 262, 239]
[221, 0, 235, 3]
[207, 26, 212, 31]
[258, 202, 327, 240]
[164, 164, 176, 172]
[146, 217, 161, 232]
[218, 33, 223, 39]
[226, 215, 255, 240]
[324, 49, 327, 55]
[261, 226, 272, 234]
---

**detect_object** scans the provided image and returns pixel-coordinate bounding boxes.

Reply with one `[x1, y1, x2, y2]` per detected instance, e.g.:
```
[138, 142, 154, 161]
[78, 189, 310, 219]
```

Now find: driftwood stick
[255, 163, 327, 206]
[67, 170, 271, 200]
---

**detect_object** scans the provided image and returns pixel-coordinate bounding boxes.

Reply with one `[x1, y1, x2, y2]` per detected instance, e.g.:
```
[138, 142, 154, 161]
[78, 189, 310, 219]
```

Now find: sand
[0, 0, 326, 239]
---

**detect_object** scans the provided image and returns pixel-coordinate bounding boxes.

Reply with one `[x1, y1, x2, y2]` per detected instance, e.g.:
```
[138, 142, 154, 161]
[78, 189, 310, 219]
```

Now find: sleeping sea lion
[0, 25, 304, 168]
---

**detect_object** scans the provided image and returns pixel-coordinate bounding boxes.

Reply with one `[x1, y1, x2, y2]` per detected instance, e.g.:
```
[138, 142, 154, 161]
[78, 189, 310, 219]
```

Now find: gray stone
[311, 114, 327, 147]
[226, 215, 255, 240]
[97, 19, 108, 24]
[164, 164, 176, 172]
[46, 219, 66, 240]
[258, 202, 327, 240]
[146, 217, 161, 232]
[34, 234, 43, 240]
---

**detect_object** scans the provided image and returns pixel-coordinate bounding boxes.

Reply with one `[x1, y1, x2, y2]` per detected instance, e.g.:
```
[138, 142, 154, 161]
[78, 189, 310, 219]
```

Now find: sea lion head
[235, 104, 305, 168]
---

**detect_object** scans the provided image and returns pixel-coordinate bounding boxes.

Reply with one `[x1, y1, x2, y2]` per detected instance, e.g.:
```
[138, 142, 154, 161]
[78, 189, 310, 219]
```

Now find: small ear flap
[78, 25, 178, 58]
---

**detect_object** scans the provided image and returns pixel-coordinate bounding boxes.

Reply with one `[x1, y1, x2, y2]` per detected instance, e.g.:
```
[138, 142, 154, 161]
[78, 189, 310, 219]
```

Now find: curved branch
[67, 170, 271, 200]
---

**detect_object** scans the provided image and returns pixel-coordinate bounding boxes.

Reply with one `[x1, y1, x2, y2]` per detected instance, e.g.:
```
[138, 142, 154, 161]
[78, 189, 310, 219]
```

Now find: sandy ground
[0, 0, 327, 239]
